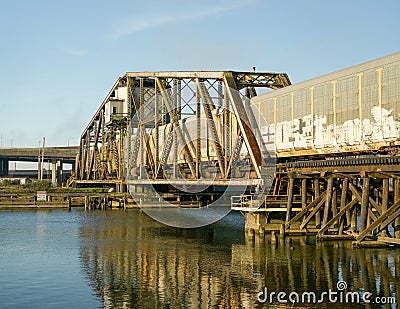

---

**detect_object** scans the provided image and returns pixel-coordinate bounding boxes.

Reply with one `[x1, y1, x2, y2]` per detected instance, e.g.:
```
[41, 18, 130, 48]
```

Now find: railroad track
[283, 156, 400, 172]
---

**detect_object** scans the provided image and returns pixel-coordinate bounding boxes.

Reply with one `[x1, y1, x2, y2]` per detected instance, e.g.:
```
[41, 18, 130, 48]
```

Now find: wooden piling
[394, 179, 400, 238]
[322, 177, 333, 226]
[285, 177, 295, 224]
[382, 178, 389, 237]
[314, 179, 321, 228]
[359, 177, 370, 232]
[301, 179, 307, 224]
[339, 177, 349, 235]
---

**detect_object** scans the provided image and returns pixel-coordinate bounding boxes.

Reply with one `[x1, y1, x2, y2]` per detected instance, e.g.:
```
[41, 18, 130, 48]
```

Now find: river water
[0, 209, 398, 308]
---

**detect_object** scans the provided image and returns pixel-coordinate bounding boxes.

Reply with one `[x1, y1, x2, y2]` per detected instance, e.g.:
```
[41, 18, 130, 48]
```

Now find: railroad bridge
[76, 52, 400, 246]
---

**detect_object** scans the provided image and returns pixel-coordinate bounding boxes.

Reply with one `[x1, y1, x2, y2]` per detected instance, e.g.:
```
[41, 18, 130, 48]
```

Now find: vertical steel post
[173, 79, 178, 179]
[196, 82, 201, 179]
[218, 81, 222, 109]
[223, 83, 230, 168]
[154, 80, 159, 172]
[126, 77, 133, 180]
[85, 132, 90, 180]
[118, 128, 123, 181]
[139, 78, 144, 179]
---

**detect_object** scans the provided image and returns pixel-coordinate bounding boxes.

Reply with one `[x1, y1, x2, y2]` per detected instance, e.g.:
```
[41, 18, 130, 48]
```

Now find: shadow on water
[79, 210, 399, 309]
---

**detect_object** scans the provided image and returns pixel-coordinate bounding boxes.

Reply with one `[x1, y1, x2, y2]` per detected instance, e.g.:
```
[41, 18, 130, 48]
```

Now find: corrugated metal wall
[252, 52, 400, 156]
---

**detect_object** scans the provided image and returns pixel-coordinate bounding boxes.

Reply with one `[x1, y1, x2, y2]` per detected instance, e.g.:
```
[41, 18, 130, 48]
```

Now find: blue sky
[0, 0, 399, 147]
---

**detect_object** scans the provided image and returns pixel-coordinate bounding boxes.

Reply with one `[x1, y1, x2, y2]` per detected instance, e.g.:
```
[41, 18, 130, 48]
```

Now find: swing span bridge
[75, 52, 400, 246]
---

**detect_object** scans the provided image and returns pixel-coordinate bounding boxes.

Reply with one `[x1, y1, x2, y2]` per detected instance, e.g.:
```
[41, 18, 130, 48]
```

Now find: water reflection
[79, 210, 399, 308]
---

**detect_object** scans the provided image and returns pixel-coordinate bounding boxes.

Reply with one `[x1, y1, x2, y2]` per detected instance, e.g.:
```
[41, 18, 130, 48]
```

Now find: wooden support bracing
[286, 191, 327, 229]
[274, 171, 400, 245]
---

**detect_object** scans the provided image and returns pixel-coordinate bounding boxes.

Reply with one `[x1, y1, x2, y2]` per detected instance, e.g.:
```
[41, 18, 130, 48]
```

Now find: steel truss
[76, 71, 290, 190]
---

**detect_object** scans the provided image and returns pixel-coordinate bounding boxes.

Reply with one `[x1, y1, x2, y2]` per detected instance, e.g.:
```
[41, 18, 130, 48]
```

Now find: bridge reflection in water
[79, 211, 399, 308]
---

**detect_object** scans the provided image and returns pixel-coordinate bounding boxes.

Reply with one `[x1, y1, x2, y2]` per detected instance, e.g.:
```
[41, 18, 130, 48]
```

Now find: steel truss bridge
[76, 71, 290, 194]
[76, 63, 400, 246]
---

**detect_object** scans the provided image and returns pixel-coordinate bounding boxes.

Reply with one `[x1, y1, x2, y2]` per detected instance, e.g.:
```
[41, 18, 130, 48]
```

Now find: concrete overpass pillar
[0, 159, 9, 177]
[52, 160, 57, 187]
[57, 160, 63, 186]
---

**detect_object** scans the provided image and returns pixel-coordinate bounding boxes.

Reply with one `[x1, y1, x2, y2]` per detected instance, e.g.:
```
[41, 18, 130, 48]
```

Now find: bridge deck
[0, 146, 79, 163]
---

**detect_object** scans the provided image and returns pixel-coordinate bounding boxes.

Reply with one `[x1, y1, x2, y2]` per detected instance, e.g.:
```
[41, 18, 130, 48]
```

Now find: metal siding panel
[251, 53, 400, 156]
[293, 88, 311, 119]
[336, 75, 359, 124]
[383, 62, 400, 114]
[361, 70, 378, 122]
[313, 83, 334, 148]
[275, 95, 292, 150]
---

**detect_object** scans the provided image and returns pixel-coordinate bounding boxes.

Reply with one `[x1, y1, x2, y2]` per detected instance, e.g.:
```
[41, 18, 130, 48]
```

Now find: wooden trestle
[239, 157, 400, 247]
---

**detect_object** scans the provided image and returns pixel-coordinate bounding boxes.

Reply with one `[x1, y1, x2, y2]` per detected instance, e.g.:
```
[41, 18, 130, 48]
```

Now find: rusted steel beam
[224, 73, 262, 178]
[196, 79, 225, 177]
[125, 71, 291, 89]
[155, 78, 196, 177]
[88, 114, 103, 179]
[127, 71, 227, 79]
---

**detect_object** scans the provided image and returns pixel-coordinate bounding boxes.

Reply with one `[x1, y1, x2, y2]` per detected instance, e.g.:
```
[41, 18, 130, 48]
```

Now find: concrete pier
[0, 159, 9, 177]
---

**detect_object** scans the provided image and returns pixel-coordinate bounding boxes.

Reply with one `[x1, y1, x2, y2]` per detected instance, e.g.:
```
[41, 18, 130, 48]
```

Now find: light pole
[38, 141, 41, 180]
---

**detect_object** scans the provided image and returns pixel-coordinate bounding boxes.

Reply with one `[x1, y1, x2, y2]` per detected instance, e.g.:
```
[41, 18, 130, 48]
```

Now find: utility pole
[38, 141, 41, 180]
[41, 137, 45, 181]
